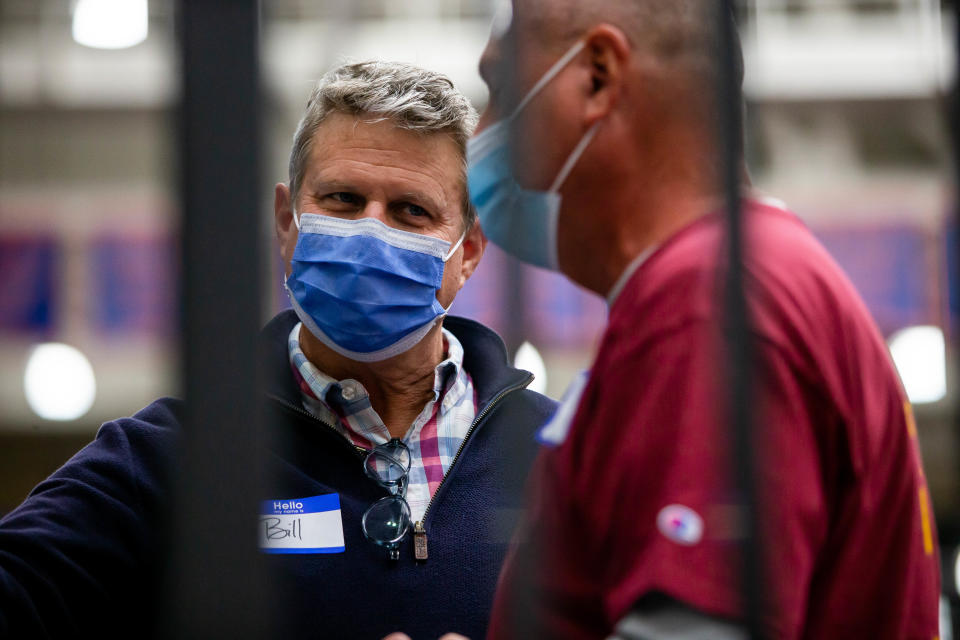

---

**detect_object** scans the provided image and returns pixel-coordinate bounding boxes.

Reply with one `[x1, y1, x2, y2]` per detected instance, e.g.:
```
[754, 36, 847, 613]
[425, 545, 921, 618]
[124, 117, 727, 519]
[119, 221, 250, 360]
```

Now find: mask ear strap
[510, 40, 586, 119]
[293, 210, 302, 231]
[443, 231, 467, 261]
[549, 120, 601, 193]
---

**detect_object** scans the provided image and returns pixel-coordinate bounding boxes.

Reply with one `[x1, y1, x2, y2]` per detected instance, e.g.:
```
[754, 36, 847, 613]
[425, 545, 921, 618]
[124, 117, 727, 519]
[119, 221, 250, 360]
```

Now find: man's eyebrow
[397, 191, 444, 213]
[310, 180, 356, 194]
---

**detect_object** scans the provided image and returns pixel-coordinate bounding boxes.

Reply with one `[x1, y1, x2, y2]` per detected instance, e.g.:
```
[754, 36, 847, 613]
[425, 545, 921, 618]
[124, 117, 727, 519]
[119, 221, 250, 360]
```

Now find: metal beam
[164, 1, 269, 637]
[716, 3, 764, 639]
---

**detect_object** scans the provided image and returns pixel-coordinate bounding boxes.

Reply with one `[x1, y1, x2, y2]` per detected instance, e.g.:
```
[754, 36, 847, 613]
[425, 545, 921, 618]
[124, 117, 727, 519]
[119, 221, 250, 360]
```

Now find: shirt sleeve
[558, 319, 830, 638]
[0, 417, 164, 638]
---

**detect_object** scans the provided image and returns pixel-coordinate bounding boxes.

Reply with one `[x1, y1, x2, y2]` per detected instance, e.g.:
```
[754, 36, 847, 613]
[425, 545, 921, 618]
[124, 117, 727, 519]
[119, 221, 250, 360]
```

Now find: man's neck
[299, 323, 446, 439]
[556, 110, 728, 295]
[561, 173, 721, 297]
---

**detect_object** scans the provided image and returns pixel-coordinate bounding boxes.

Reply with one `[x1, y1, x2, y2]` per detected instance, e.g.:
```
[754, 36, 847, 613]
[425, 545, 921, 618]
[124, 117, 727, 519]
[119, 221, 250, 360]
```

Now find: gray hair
[288, 61, 480, 229]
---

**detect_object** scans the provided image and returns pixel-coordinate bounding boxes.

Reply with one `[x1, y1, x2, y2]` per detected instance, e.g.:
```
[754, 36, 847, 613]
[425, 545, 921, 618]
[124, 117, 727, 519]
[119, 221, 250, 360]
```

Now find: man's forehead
[310, 113, 444, 157]
[303, 115, 460, 206]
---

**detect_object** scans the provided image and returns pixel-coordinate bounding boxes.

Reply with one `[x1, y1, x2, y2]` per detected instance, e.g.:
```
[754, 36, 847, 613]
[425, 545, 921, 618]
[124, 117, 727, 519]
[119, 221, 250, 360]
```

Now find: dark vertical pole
[501, 9, 527, 361]
[165, 1, 268, 638]
[715, 3, 763, 639]
[498, 6, 538, 637]
[952, 0, 960, 605]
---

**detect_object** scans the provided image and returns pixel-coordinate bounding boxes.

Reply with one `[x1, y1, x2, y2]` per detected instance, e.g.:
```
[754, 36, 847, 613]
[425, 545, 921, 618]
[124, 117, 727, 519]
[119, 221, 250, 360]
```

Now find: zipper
[413, 521, 428, 560]
[270, 374, 533, 562]
[267, 393, 367, 457]
[412, 374, 533, 562]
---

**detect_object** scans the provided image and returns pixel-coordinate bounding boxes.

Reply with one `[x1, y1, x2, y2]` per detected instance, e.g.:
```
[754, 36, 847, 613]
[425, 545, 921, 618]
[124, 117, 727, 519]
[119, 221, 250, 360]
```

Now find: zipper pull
[413, 521, 428, 561]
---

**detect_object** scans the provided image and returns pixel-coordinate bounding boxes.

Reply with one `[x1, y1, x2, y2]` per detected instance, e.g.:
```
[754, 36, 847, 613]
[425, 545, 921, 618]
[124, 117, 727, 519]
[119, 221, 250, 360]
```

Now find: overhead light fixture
[72, 0, 149, 50]
[887, 325, 947, 405]
[24, 343, 97, 421]
[514, 341, 548, 395]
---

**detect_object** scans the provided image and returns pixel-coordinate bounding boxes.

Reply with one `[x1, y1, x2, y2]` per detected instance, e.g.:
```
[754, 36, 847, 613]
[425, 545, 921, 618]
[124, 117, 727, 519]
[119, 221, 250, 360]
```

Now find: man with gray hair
[0, 61, 555, 640]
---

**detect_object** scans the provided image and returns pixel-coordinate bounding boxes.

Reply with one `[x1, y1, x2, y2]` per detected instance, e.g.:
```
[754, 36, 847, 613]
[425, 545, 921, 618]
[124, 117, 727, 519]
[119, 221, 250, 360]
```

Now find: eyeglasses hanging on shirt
[361, 438, 412, 560]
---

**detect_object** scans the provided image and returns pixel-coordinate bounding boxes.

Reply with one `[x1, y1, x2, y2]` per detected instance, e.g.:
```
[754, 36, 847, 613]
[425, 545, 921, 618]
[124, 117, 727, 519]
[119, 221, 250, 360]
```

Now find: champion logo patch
[656, 504, 703, 546]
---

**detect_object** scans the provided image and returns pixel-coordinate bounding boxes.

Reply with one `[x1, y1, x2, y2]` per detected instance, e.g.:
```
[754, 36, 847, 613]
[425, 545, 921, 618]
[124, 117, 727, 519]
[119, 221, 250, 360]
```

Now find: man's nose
[359, 200, 389, 224]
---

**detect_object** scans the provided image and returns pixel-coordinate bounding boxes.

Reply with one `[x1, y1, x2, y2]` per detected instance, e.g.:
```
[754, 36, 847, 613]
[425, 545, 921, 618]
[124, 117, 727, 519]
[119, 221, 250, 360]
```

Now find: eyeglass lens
[362, 439, 412, 559]
[364, 439, 411, 489]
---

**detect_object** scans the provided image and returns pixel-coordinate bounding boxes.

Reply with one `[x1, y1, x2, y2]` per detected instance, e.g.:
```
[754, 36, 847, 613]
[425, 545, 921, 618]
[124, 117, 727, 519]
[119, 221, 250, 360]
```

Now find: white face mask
[466, 40, 601, 270]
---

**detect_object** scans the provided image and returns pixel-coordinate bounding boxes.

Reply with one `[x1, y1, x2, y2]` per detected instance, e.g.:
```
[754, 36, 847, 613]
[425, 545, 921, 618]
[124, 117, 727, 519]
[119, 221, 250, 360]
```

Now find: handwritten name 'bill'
[259, 493, 345, 554]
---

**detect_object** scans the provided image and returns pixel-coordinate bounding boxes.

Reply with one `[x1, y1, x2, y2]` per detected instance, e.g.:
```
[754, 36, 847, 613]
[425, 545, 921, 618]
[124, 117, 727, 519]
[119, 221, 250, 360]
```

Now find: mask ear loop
[501, 37, 599, 194]
[285, 211, 302, 292]
[548, 120, 601, 193]
[438, 230, 469, 315]
[443, 231, 467, 262]
[510, 39, 587, 120]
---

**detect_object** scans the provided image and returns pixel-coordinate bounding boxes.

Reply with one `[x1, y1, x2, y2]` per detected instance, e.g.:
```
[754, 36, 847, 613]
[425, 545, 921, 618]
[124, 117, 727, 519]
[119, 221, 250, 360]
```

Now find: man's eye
[405, 203, 429, 217]
[327, 192, 360, 205]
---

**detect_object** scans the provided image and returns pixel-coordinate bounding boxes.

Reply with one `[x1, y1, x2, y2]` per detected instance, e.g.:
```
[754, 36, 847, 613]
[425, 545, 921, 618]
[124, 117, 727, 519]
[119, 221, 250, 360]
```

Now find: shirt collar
[604, 193, 791, 307]
[288, 322, 469, 418]
[606, 246, 656, 306]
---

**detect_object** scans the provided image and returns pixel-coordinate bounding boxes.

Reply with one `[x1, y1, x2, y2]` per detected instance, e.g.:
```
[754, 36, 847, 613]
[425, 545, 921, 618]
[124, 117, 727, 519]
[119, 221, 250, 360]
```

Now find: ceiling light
[72, 0, 148, 50]
[887, 325, 947, 404]
[24, 343, 97, 421]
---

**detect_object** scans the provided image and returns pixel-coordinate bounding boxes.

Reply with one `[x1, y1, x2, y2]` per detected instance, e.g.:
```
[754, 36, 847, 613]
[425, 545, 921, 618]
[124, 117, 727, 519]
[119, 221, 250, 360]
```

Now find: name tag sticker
[537, 369, 590, 447]
[259, 493, 345, 554]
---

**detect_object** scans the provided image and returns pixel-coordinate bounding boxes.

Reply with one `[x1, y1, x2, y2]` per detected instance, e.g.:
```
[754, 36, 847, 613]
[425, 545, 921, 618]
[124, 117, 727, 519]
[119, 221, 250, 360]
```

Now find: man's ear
[274, 182, 297, 274]
[583, 24, 630, 124]
[456, 219, 488, 289]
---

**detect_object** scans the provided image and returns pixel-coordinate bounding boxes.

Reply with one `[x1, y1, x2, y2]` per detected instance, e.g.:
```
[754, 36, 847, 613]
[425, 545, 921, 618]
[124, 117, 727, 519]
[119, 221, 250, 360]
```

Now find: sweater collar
[259, 310, 531, 412]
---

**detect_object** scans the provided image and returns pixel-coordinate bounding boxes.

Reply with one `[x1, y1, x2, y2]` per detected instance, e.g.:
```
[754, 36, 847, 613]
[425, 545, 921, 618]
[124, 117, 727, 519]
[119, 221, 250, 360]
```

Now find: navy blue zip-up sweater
[0, 311, 556, 640]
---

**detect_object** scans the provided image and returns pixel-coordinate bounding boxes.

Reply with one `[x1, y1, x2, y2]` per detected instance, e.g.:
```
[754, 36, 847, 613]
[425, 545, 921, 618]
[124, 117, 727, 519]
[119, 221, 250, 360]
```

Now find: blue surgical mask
[285, 213, 464, 362]
[467, 40, 600, 271]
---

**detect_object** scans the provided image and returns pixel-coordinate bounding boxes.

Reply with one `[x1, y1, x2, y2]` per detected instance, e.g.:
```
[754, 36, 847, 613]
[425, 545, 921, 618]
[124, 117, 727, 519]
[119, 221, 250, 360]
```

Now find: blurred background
[1, 0, 959, 630]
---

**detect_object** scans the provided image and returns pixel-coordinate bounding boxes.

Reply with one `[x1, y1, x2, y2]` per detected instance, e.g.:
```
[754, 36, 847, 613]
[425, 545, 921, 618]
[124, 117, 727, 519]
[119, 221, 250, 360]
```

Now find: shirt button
[341, 385, 357, 401]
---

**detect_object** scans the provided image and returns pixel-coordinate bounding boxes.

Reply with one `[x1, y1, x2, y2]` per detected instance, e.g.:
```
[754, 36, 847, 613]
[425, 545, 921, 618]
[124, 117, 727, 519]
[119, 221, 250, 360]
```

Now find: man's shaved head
[516, 0, 742, 89]
[476, 0, 748, 293]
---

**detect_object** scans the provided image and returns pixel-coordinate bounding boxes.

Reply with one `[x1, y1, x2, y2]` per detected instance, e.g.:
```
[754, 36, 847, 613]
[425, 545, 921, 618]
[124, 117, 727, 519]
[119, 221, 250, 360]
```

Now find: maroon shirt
[488, 200, 940, 639]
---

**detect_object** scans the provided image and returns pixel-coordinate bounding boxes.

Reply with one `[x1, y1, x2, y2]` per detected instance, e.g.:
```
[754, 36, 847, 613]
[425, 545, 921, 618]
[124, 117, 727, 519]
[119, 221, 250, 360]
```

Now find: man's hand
[382, 634, 470, 640]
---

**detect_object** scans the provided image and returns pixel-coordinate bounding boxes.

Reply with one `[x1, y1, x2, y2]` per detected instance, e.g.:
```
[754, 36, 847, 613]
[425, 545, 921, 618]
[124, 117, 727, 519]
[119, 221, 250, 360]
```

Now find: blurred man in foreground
[0, 62, 555, 640]
[464, 1, 941, 638]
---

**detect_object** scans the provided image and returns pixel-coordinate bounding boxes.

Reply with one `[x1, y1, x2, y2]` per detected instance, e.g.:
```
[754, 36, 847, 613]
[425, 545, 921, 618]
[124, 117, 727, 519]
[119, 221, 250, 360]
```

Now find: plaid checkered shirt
[287, 323, 477, 523]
